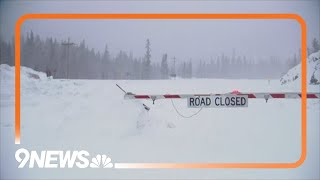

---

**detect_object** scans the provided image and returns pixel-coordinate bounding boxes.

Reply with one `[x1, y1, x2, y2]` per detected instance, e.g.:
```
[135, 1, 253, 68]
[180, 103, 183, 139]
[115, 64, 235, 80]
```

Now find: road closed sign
[188, 95, 248, 108]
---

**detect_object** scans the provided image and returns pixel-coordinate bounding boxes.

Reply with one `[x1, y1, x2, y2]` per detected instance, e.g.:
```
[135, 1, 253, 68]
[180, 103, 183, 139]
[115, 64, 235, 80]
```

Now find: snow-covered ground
[280, 51, 320, 85]
[1, 64, 319, 179]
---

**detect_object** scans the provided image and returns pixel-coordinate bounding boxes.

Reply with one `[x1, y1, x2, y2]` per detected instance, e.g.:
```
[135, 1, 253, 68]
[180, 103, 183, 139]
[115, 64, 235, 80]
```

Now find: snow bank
[0, 64, 49, 96]
[0, 64, 47, 81]
[280, 51, 320, 85]
[0, 64, 86, 98]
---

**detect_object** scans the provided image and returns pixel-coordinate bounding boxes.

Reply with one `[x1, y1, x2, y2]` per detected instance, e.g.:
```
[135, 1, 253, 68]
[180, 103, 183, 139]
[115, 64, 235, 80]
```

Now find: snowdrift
[280, 51, 320, 85]
[0, 64, 48, 95]
[0, 64, 47, 81]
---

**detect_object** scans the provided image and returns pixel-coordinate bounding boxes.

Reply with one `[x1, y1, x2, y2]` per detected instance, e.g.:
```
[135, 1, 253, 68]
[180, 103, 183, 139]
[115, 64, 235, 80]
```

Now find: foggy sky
[1, 0, 319, 62]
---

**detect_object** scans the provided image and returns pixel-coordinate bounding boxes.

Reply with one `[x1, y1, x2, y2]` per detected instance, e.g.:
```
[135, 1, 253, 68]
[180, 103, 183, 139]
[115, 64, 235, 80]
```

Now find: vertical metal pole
[62, 38, 74, 79]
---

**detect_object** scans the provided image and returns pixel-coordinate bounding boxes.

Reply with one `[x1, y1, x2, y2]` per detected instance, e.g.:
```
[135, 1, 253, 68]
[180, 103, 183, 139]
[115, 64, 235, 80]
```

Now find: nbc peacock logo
[90, 154, 113, 168]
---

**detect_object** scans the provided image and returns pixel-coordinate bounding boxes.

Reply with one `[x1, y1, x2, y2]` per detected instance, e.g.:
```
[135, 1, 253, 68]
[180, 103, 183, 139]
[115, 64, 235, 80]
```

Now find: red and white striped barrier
[117, 84, 319, 109]
[124, 92, 320, 100]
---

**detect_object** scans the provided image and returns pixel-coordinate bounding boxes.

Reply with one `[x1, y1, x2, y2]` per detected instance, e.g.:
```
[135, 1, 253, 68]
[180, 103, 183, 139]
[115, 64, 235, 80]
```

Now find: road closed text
[188, 95, 248, 108]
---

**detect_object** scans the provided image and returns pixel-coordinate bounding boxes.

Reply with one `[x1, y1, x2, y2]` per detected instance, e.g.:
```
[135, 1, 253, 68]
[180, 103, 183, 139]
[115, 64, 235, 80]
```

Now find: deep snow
[0, 64, 319, 179]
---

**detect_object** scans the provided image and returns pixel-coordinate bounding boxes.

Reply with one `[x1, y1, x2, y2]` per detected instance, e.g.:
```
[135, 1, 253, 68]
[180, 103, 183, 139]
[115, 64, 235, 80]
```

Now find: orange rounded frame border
[14, 14, 307, 169]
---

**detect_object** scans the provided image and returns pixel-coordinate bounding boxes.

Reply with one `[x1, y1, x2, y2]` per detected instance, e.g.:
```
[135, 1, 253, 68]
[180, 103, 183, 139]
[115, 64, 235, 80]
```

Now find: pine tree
[160, 53, 169, 79]
[312, 38, 320, 53]
[143, 39, 151, 79]
[188, 60, 193, 78]
[293, 53, 298, 66]
[102, 44, 110, 79]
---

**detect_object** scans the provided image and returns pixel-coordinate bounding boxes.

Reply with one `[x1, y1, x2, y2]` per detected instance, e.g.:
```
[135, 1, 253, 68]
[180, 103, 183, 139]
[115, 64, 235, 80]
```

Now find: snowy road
[1, 65, 319, 179]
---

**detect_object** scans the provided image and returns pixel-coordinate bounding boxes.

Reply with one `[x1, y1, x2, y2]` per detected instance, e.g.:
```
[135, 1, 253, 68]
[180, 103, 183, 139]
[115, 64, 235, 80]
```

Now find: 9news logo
[15, 148, 113, 168]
